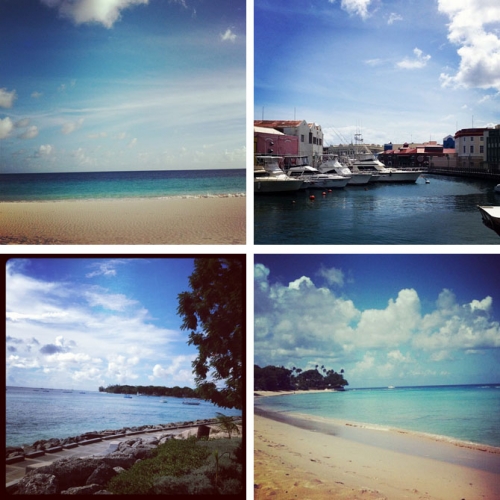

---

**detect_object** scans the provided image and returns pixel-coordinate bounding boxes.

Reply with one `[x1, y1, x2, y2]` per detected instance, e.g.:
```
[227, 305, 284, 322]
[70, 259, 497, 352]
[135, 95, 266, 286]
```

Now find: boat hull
[373, 171, 422, 183]
[254, 178, 303, 193]
[478, 206, 500, 236]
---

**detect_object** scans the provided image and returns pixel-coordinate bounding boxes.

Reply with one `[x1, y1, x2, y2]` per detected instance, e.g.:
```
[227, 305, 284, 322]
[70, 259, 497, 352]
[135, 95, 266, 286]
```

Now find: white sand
[0, 196, 246, 245]
[254, 413, 500, 500]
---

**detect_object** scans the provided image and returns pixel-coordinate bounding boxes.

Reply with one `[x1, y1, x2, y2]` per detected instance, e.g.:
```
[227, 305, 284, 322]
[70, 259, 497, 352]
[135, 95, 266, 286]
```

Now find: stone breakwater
[6, 418, 234, 460]
[7, 417, 242, 495]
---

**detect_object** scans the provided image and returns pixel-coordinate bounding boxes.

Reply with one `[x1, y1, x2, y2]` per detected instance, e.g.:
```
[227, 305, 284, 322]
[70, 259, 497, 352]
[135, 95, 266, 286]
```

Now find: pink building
[254, 126, 298, 158]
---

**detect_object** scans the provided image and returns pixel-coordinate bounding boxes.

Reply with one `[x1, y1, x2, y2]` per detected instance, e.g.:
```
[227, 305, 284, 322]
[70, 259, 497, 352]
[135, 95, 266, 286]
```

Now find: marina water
[6, 387, 242, 448]
[0, 169, 245, 202]
[255, 175, 500, 244]
[255, 384, 500, 448]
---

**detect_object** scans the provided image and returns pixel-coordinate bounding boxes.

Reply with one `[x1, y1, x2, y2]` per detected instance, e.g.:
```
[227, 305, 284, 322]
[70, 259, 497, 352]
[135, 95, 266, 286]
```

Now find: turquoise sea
[255, 384, 500, 448]
[0, 169, 245, 202]
[6, 386, 242, 448]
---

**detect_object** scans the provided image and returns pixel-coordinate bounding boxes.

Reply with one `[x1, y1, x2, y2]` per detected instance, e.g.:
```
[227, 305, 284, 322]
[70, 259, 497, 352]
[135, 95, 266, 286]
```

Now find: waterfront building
[378, 141, 455, 169]
[254, 120, 323, 165]
[485, 126, 500, 173]
[254, 126, 298, 162]
[455, 128, 489, 170]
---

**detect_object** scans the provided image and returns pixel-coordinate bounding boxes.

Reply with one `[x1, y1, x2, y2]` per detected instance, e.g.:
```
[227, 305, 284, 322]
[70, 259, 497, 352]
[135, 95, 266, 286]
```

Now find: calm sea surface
[255, 384, 500, 447]
[0, 169, 245, 202]
[254, 175, 500, 244]
[6, 386, 242, 448]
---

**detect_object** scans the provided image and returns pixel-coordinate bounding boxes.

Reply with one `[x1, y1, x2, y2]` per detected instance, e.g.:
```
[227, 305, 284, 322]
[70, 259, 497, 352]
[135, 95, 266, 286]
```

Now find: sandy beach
[254, 411, 500, 500]
[0, 196, 245, 245]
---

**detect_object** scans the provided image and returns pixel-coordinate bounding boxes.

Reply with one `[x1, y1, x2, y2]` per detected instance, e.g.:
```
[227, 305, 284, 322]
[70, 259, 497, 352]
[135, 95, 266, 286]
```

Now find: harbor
[254, 174, 500, 245]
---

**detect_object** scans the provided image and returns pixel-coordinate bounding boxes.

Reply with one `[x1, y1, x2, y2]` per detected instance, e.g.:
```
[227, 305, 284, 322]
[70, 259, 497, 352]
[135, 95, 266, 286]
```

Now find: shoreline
[254, 389, 340, 398]
[255, 412, 500, 499]
[0, 196, 246, 244]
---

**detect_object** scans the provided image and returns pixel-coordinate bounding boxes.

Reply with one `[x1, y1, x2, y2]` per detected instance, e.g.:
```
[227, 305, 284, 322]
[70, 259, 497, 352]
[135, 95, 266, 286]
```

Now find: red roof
[254, 120, 304, 129]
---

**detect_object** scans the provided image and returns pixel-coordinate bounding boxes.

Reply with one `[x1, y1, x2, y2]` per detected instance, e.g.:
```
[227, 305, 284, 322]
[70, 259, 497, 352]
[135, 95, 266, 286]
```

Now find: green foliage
[254, 364, 293, 391]
[99, 384, 199, 398]
[177, 258, 244, 410]
[106, 437, 210, 494]
[255, 364, 348, 391]
[105, 437, 244, 495]
[214, 413, 240, 439]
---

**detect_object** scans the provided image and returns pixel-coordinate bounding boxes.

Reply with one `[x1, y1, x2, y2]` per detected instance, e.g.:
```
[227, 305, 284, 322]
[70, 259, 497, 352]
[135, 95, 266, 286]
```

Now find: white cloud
[41, 0, 149, 29]
[0, 88, 17, 108]
[15, 118, 31, 128]
[127, 137, 137, 148]
[151, 355, 196, 384]
[38, 144, 55, 156]
[31, 91, 43, 99]
[20, 125, 39, 140]
[84, 289, 138, 311]
[220, 29, 237, 42]
[329, 0, 373, 20]
[86, 260, 128, 278]
[316, 265, 345, 287]
[61, 118, 84, 135]
[388, 13, 403, 25]
[438, 0, 500, 91]
[0, 117, 14, 139]
[396, 47, 431, 69]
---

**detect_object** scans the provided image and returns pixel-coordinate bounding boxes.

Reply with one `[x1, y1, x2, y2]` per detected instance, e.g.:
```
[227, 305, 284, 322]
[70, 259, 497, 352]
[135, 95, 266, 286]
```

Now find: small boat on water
[182, 401, 201, 405]
[160, 400, 168, 403]
[477, 205, 500, 236]
[317, 155, 372, 185]
[124, 395, 133, 398]
[254, 156, 304, 193]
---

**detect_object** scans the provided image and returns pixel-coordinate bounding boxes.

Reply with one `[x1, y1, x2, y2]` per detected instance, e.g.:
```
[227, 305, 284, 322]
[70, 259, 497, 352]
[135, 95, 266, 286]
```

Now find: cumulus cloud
[396, 47, 431, 69]
[316, 265, 345, 287]
[31, 91, 43, 99]
[254, 264, 500, 371]
[329, 0, 373, 20]
[0, 117, 14, 139]
[220, 29, 237, 42]
[37, 144, 55, 156]
[62, 118, 84, 135]
[41, 0, 149, 29]
[86, 260, 128, 278]
[20, 125, 39, 140]
[151, 355, 196, 384]
[438, 0, 500, 91]
[0, 88, 17, 108]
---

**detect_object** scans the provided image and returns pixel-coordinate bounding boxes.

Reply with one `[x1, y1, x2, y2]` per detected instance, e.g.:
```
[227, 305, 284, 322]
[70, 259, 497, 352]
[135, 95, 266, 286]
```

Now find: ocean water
[6, 386, 242, 448]
[255, 384, 500, 448]
[0, 169, 245, 202]
[254, 175, 500, 244]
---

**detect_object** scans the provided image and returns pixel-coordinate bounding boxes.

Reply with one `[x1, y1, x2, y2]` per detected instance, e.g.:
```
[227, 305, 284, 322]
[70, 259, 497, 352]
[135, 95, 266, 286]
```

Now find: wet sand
[0, 196, 246, 245]
[254, 411, 500, 500]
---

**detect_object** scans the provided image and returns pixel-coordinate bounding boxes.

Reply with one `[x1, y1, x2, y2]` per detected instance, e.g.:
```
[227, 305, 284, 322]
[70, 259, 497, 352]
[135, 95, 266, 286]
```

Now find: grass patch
[105, 436, 243, 495]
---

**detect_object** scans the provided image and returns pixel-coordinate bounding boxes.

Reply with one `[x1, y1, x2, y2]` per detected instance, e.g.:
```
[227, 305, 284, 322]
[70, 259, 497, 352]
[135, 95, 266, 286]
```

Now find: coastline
[0, 195, 246, 244]
[254, 389, 339, 398]
[255, 411, 500, 500]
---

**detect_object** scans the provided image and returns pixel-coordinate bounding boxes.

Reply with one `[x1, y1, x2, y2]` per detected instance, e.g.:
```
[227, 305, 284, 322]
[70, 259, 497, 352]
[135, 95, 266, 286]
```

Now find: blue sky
[255, 0, 500, 146]
[6, 258, 207, 390]
[254, 255, 500, 388]
[0, 0, 245, 173]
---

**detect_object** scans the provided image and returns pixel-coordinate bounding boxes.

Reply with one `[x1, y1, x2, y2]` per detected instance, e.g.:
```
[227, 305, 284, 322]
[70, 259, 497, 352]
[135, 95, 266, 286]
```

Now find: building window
[471, 137, 474, 141]
[463, 145, 466, 154]
[309, 132, 313, 144]
[470, 145, 474, 154]
[480, 137, 484, 141]
[480, 145, 484, 153]
[301, 135, 304, 142]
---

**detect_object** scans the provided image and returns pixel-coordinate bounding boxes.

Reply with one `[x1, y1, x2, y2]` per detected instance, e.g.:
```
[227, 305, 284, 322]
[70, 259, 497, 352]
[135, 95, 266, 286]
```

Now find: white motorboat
[254, 156, 304, 193]
[477, 205, 500, 236]
[317, 155, 372, 185]
[283, 156, 349, 189]
[349, 153, 422, 183]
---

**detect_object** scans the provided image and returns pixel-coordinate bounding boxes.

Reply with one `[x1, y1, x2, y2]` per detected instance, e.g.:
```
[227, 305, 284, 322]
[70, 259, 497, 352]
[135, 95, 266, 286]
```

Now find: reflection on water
[254, 175, 500, 244]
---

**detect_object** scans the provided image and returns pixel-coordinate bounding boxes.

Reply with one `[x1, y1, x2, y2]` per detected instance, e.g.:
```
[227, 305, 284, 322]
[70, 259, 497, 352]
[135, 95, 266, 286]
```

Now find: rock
[60, 484, 102, 495]
[35, 457, 104, 491]
[15, 473, 59, 495]
[6, 446, 24, 458]
[85, 463, 118, 486]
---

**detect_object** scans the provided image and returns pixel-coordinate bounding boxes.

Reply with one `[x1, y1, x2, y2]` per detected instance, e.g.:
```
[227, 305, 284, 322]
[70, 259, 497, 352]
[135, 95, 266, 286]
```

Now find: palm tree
[214, 413, 240, 439]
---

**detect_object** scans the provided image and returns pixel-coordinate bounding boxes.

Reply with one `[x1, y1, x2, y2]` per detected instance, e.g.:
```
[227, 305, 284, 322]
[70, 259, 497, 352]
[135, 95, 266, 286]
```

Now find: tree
[177, 258, 244, 410]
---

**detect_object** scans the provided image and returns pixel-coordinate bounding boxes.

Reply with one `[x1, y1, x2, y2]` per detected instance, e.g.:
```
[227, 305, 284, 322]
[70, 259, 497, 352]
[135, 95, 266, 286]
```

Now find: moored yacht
[349, 153, 422, 183]
[317, 155, 372, 185]
[254, 156, 304, 193]
[284, 155, 349, 189]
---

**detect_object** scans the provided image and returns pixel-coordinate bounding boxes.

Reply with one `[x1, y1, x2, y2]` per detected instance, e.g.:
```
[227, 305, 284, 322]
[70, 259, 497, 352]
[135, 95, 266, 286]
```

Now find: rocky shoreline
[6, 417, 242, 495]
